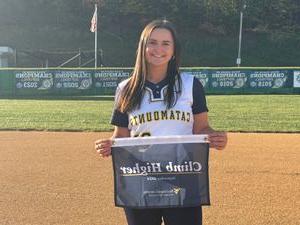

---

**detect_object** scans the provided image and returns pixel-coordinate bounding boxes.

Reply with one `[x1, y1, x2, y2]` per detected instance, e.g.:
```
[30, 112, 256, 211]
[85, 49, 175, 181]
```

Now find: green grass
[0, 95, 299, 132]
[206, 95, 300, 132]
[0, 99, 114, 131]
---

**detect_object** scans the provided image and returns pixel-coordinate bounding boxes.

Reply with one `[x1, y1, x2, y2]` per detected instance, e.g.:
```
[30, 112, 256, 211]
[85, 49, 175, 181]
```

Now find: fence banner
[53, 70, 92, 90]
[112, 135, 210, 208]
[210, 70, 247, 89]
[183, 70, 209, 88]
[15, 71, 53, 90]
[248, 70, 290, 89]
[293, 71, 300, 88]
[94, 69, 130, 91]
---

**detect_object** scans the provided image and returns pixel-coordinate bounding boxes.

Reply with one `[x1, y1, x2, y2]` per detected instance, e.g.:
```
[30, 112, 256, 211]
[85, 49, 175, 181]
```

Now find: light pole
[236, 0, 247, 67]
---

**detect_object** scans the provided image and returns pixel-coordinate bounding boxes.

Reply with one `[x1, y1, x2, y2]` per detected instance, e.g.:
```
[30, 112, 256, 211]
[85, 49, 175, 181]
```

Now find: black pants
[124, 207, 202, 225]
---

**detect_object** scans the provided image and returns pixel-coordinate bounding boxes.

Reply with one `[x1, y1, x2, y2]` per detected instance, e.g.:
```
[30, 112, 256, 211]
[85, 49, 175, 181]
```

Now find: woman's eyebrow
[148, 38, 172, 42]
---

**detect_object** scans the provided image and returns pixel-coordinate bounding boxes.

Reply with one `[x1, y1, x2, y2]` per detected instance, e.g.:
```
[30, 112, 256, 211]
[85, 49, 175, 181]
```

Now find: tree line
[0, 0, 299, 66]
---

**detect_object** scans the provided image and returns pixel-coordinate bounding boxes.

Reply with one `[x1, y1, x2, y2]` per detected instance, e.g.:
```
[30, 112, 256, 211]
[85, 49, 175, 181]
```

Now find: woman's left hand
[208, 132, 227, 150]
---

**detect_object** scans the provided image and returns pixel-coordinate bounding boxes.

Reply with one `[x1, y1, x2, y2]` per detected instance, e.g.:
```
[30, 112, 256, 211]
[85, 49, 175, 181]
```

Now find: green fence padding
[0, 67, 299, 97]
[0, 70, 14, 96]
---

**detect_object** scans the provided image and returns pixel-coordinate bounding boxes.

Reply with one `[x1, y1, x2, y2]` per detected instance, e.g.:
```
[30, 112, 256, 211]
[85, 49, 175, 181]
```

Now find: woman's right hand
[95, 139, 113, 158]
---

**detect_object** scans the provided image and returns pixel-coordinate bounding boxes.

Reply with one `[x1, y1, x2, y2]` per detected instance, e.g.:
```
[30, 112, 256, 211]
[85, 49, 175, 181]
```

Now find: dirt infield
[1, 132, 299, 225]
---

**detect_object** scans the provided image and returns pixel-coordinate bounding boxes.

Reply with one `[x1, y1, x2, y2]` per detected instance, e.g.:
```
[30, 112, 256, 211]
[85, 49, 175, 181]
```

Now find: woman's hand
[208, 132, 227, 150]
[95, 126, 130, 158]
[95, 139, 113, 157]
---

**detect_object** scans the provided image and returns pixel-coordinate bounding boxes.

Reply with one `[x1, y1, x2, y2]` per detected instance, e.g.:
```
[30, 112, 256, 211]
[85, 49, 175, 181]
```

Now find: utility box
[0, 46, 14, 67]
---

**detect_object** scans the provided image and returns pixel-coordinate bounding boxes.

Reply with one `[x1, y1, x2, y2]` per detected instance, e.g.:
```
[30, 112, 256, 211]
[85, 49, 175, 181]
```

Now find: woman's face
[145, 28, 174, 69]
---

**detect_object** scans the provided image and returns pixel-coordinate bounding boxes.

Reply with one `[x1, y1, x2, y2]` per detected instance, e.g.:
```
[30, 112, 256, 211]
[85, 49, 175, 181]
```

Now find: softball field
[1, 131, 299, 225]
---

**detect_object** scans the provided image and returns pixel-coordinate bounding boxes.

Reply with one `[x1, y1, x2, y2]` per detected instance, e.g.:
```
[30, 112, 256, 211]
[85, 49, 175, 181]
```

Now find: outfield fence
[0, 67, 299, 97]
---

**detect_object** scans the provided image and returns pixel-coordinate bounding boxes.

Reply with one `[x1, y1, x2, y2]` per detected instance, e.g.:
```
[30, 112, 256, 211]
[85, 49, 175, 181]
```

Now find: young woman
[95, 19, 227, 225]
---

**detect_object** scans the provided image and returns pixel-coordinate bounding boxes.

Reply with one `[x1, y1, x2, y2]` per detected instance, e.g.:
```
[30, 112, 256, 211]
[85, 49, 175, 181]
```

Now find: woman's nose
[153, 43, 163, 52]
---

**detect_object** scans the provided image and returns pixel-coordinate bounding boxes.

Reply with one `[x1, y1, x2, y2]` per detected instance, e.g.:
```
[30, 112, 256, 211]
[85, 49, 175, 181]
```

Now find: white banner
[293, 71, 300, 88]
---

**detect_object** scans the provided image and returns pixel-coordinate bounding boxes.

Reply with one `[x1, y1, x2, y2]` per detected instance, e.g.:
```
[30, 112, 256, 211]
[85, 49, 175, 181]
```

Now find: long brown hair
[118, 19, 181, 112]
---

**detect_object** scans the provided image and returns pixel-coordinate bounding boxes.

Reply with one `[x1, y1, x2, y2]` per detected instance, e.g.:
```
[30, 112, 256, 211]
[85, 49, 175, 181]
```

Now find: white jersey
[115, 73, 195, 137]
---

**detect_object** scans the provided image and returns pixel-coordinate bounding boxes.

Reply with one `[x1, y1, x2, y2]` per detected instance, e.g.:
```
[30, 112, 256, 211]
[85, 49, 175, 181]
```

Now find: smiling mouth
[152, 54, 164, 58]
